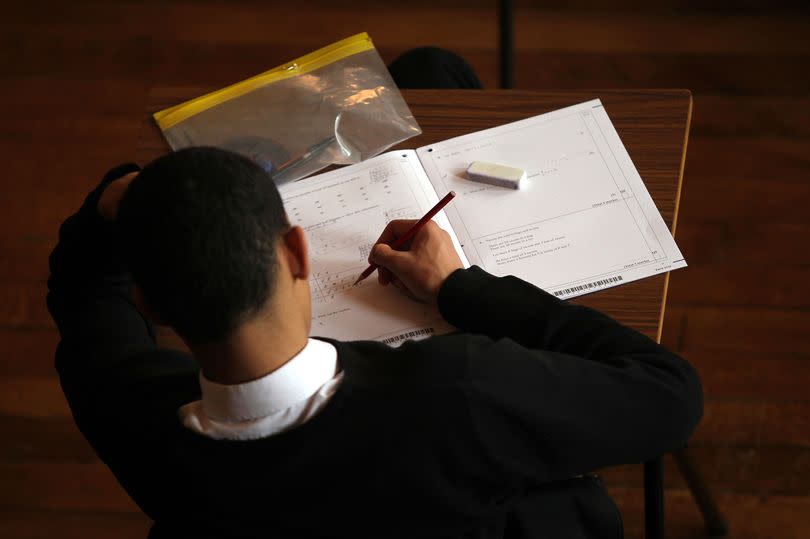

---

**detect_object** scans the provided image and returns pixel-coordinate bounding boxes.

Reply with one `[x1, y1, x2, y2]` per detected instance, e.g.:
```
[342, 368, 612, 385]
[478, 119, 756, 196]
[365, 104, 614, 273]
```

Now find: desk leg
[498, 0, 513, 89]
[674, 448, 729, 537]
[644, 458, 665, 539]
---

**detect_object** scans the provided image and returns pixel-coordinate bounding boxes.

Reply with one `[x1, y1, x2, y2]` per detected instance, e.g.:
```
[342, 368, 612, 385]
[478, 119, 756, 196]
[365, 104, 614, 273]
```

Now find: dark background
[1, 1, 808, 537]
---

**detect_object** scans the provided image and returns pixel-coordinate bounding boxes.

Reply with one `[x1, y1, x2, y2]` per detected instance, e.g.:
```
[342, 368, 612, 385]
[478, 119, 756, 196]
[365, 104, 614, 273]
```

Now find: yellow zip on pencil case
[153, 33, 421, 185]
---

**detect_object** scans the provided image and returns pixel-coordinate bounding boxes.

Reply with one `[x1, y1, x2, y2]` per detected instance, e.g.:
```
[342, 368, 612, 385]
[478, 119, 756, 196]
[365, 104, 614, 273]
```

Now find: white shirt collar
[198, 338, 338, 423]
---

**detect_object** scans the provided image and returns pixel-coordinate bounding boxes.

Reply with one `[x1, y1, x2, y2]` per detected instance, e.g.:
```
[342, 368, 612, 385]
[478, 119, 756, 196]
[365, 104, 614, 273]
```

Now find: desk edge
[656, 90, 693, 344]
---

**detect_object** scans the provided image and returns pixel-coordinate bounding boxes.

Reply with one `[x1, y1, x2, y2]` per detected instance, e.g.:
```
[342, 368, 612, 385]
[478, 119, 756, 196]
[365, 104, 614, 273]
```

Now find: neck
[191, 310, 309, 386]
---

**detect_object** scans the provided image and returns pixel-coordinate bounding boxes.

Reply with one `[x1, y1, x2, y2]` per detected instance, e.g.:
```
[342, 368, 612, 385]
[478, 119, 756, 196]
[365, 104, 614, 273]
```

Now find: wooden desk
[138, 89, 692, 344]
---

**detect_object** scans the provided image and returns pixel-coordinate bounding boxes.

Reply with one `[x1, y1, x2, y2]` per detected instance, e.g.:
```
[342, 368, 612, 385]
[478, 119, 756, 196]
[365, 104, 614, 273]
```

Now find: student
[47, 51, 701, 539]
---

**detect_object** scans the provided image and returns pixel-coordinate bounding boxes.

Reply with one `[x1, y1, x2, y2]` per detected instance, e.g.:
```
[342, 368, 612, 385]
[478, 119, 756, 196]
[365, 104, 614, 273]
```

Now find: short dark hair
[117, 147, 289, 345]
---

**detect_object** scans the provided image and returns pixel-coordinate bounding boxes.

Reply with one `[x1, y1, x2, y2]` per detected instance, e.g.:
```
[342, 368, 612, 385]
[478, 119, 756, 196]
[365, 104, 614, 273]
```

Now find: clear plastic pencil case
[153, 33, 421, 184]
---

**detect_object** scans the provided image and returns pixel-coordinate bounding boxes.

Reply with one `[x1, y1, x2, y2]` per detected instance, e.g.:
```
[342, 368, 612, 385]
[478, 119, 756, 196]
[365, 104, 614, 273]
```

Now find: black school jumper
[47, 165, 702, 538]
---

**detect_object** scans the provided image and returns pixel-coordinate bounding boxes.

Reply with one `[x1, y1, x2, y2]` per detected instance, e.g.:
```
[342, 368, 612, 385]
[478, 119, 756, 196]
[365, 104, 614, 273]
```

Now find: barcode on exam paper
[552, 275, 623, 297]
[381, 327, 435, 345]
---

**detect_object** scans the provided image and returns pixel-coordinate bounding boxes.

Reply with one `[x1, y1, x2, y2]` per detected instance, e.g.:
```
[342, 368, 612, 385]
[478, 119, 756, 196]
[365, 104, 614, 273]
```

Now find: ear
[281, 225, 310, 281]
[132, 285, 169, 326]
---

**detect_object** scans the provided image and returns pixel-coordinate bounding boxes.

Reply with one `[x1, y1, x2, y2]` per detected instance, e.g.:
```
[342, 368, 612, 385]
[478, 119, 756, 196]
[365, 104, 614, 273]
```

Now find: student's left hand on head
[97, 172, 138, 221]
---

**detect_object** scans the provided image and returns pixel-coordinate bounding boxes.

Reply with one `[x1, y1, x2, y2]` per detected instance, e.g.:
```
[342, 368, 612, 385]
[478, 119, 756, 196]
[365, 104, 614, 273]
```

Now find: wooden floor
[2, 1, 809, 537]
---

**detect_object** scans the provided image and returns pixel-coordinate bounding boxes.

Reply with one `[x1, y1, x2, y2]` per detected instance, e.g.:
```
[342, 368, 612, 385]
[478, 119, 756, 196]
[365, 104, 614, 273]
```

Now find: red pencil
[353, 191, 457, 286]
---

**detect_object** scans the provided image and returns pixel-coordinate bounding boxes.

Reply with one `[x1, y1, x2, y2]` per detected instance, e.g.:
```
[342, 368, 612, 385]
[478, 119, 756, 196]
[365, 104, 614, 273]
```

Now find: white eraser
[466, 161, 526, 190]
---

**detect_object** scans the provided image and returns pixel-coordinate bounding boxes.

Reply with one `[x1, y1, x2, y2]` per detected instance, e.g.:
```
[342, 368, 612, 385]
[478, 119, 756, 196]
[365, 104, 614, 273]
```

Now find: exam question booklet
[277, 99, 686, 344]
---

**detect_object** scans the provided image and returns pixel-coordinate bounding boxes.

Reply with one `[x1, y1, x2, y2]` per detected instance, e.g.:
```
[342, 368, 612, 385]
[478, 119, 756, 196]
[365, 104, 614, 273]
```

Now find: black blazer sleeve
[46, 166, 200, 518]
[47, 163, 199, 414]
[437, 266, 703, 483]
[47, 164, 155, 373]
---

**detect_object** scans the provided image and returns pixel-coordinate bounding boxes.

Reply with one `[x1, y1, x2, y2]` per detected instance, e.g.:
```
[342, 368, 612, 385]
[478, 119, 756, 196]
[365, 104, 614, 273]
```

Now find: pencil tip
[352, 277, 362, 286]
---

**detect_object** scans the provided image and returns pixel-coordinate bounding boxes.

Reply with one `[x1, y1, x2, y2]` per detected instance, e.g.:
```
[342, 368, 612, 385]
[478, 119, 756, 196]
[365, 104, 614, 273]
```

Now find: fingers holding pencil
[367, 219, 464, 305]
[354, 191, 457, 286]
[371, 219, 419, 285]
[373, 219, 421, 250]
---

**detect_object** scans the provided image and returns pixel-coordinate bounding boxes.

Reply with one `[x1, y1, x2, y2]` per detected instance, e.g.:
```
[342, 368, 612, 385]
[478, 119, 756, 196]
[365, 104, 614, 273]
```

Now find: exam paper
[416, 99, 686, 299]
[278, 151, 469, 344]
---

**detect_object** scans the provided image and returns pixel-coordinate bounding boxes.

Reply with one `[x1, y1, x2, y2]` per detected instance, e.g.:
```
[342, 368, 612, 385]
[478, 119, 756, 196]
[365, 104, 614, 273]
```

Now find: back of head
[117, 147, 289, 345]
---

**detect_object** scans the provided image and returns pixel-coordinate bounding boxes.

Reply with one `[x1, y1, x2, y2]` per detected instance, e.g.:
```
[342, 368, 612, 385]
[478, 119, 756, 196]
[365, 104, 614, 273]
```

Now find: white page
[416, 99, 686, 299]
[278, 150, 470, 344]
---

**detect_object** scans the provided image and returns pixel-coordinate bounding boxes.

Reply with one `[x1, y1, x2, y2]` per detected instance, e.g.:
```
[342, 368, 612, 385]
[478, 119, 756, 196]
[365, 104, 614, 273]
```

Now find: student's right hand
[369, 219, 464, 305]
